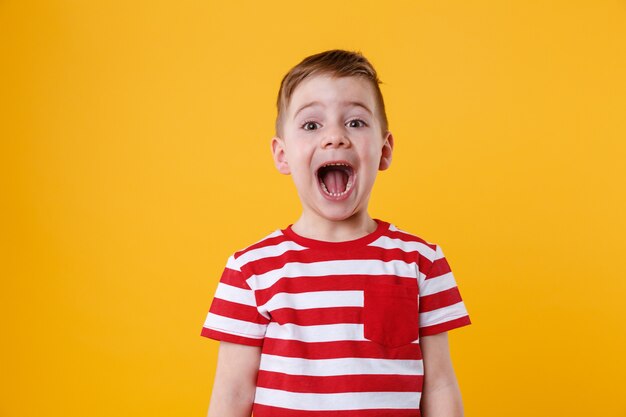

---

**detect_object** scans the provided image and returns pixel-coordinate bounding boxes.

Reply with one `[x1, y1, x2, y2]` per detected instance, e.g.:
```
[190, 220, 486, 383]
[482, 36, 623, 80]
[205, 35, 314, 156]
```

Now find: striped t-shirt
[201, 219, 471, 416]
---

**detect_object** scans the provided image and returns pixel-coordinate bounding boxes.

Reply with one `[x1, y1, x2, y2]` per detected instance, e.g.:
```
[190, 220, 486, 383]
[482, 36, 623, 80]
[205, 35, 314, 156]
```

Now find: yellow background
[2, 1, 625, 416]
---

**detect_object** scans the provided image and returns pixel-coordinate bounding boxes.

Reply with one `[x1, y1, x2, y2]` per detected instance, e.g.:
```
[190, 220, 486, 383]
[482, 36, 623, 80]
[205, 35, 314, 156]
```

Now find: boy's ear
[271, 136, 291, 175]
[379, 131, 394, 171]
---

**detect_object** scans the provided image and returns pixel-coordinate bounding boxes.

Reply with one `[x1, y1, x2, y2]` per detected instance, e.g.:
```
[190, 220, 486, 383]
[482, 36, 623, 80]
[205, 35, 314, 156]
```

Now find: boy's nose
[321, 129, 351, 149]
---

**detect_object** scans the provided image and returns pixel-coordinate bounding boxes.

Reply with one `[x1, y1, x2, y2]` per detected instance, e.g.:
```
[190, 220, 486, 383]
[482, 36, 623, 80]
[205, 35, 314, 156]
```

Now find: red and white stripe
[201, 220, 470, 416]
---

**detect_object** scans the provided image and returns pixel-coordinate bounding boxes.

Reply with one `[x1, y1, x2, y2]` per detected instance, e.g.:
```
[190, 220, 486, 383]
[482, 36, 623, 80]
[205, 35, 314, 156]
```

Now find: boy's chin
[313, 205, 363, 223]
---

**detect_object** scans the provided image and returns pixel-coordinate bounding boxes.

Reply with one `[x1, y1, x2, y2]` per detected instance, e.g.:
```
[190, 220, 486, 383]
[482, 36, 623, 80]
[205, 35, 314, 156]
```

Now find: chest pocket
[363, 282, 419, 348]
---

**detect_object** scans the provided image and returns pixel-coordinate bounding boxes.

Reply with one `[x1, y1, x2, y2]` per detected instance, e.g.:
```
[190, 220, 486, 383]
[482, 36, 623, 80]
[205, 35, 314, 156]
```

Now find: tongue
[322, 169, 348, 194]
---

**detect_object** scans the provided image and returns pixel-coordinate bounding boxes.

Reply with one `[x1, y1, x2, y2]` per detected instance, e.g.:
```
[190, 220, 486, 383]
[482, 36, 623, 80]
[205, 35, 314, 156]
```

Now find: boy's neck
[290, 212, 378, 242]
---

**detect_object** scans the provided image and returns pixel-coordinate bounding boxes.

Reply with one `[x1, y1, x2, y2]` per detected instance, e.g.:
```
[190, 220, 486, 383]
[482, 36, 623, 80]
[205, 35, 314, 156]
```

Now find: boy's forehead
[287, 75, 378, 117]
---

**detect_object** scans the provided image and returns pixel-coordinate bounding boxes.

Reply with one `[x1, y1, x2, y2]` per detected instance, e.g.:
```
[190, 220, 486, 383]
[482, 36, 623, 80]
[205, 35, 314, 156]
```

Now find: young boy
[201, 49, 471, 417]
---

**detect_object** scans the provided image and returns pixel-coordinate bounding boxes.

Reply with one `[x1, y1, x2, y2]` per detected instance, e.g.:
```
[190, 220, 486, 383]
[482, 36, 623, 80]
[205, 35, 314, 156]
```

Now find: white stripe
[434, 244, 446, 262]
[260, 290, 363, 311]
[203, 312, 266, 338]
[420, 301, 468, 327]
[225, 255, 240, 271]
[369, 235, 437, 261]
[419, 271, 458, 296]
[264, 322, 366, 343]
[388, 224, 437, 247]
[239, 230, 283, 253]
[255, 387, 421, 410]
[251, 259, 417, 290]
[237, 240, 307, 266]
[259, 354, 423, 376]
[214, 283, 256, 307]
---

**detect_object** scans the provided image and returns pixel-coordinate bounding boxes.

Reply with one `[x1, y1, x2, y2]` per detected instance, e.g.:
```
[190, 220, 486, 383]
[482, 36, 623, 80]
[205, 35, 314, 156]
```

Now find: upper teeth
[323, 163, 350, 168]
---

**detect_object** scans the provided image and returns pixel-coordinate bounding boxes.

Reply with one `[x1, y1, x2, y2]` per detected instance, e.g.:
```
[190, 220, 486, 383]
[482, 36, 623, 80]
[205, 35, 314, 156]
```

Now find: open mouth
[316, 162, 355, 198]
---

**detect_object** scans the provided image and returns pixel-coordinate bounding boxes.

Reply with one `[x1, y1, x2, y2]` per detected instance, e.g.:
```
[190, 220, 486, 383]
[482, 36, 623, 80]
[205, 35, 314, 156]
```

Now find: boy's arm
[207, 341, 262, 417]
[420, 332, 464, 417]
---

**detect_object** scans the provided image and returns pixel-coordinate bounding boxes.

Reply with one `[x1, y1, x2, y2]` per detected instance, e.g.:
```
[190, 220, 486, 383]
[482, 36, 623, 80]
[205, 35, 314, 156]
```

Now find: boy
[201, 49, 471, 417]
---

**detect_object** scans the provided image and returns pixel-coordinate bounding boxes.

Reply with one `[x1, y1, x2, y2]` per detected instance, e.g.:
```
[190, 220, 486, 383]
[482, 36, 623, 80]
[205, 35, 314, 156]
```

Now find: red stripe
[418, 256, 433, 276]
[253, 404, 420, 417]
[419, 316, 471, 337]
[247, 246, 420, 275]
[256, 275, 416, 305]
[257, 370, 423, 393]
[419, 287, 462, 313]
[200, 327, 263, 346]
[426, 257, 451, 279]
[209, 298, 269, 324]
[218, 268, 248, 288]
[262, 338, 422, 360]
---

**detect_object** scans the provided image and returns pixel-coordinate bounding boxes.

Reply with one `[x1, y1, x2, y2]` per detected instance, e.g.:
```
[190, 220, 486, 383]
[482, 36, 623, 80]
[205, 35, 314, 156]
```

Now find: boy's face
[271, 75, 393, 223]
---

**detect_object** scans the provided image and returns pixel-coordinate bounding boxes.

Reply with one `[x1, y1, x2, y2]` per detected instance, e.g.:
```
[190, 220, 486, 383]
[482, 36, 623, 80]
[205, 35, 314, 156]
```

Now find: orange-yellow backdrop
[2, 1, 625, 416]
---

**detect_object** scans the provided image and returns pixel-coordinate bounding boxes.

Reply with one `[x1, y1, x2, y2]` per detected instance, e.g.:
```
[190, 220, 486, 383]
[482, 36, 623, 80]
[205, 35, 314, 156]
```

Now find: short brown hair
[275, 49, 388, 137]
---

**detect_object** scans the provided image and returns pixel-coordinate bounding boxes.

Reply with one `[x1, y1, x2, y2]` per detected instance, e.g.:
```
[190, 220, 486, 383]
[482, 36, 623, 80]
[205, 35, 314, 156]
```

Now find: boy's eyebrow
[344, 101, 372, 114]
[293, 101, 373, 119]
[293, 101, 321, 119]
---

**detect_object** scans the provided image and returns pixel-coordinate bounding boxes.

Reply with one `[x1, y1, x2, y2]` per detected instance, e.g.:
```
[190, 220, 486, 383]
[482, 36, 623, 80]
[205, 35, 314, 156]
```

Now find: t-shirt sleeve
[201, 255, 269, 346]
[418, 244, 471, 337]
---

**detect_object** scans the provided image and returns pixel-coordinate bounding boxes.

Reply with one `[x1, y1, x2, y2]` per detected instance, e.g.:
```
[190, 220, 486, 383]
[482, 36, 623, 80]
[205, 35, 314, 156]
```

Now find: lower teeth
[321, 180, 352, 197]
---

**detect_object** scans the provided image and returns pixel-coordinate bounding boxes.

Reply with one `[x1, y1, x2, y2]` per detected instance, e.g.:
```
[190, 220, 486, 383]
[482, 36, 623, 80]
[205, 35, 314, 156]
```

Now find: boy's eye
[302, 121, 320, 131]
[347, 119, 366, 128]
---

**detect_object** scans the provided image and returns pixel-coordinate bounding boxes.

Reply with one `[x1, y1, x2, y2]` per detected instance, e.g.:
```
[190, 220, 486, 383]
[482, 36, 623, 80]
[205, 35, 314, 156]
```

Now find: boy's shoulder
[379, 222, 446, 263]
[384, 222, 439, 250]
[228, 226, 294, 267]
